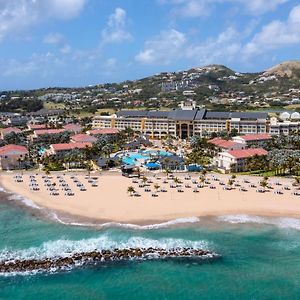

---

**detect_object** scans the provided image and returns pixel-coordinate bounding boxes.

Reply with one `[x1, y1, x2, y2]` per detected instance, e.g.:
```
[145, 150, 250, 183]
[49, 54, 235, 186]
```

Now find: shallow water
[1, 192, 300, 299]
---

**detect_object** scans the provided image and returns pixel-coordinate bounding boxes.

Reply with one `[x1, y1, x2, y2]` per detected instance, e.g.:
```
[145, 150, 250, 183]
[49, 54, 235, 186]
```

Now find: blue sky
[0, 0, 300, 90]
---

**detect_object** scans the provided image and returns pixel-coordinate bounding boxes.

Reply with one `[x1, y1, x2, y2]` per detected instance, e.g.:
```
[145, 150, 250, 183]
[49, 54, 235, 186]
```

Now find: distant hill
[263, 61, 300, 78]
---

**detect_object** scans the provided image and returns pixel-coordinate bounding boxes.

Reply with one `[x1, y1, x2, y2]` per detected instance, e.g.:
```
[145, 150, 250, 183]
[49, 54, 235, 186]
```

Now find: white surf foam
[0, 234, 210, 264]
[217, 215, 300, 231]
[50, 212, 200, 230]
[7, 194, 41, 210]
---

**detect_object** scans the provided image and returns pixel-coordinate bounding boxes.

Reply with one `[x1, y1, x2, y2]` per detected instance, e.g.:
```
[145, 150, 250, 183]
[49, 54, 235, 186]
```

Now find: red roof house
[208, 137, 245, 150]
[0, 144, 28, 170]
[63, 123, 82, 133]
[0, 127, 22, 139]
[48, 142, 92, 156]
[87, 128, 119, 136]
[233, 134, 272, 146]
[70, 134, 97, 143]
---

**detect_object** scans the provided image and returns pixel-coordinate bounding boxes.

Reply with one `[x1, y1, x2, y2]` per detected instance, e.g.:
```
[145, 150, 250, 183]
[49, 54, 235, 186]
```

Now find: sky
[0, 0, 300, 90]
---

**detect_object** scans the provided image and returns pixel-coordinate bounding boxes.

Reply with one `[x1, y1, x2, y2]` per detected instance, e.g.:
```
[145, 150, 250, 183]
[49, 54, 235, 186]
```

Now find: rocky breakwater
[0, 247, 217, 274]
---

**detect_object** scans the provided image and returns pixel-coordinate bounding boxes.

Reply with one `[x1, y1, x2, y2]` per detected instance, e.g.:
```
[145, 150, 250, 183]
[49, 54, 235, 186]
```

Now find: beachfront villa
[46, 142, 92, 158]
[214, 148, 268, 173]
[232, 133, 272, 147]
[92, 102, 300, 139]
[0, 144, 28, 170]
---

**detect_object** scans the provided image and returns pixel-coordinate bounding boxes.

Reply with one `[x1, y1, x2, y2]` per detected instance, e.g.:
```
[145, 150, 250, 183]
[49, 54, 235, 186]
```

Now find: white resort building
[92, 101, 274, 139]
[92, 101, 300, 139]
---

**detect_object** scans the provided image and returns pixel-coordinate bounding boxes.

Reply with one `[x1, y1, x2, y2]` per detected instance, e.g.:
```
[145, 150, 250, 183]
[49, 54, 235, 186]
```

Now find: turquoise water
[1, 194, 300, 299]
[121, 150, 172, 166]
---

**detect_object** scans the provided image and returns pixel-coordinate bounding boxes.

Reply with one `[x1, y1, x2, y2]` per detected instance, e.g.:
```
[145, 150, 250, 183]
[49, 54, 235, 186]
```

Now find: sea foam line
[50, 212, 200, 230]
[217, 215, 300, 230]
[0, 184, 41, 210]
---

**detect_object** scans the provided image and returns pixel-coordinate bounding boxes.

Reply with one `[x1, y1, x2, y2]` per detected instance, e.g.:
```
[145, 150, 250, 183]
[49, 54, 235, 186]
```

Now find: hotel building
[92, 102, 300, 139]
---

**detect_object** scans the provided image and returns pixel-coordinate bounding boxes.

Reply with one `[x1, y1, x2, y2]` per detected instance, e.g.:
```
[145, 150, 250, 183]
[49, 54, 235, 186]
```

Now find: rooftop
[115, 109, 268, 121]
[227, 148, 268, 159]
[71, 134, 97, 143]
[208, 138, 240, 149]
[236, 133, 272, 141]
[34, 129, 66, 136]
[51, 142, 92, 151]
[88, 128, 119, 135]
[63, 123, 82, 132]
[0, 144, 28, 156]
[1, 127, 22, 134]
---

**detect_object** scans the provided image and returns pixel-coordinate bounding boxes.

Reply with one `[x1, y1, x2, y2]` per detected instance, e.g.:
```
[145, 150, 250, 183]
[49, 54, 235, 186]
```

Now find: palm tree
[127, 186, 135, 196]
[260, 180, 268, 190]
[154, 183, 160, 192]
[231, 174, 236, 181]
[293, 177, 300, 188]
[164, 167, 172, 179]
[228, 179, 234, 187]
[173, 177, 180, 185]
[142, 176, 148, 185]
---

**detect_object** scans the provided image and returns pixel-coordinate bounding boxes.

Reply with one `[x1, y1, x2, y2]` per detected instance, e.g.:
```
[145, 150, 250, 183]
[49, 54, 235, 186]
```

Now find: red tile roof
[63, 124, 82, 132]
[0, 144, 28, 156]
[71, 134, 97, 143]
[28, 124, 48, 130]
[238, 134, 272, 142]
[89, 128, 119, 135]
[227, 148, 268, 159]
[1, 127, 22, 134]
[51, 142, 92, 151]
[34, 129, 66, 136]
[208, 138, 240, 149]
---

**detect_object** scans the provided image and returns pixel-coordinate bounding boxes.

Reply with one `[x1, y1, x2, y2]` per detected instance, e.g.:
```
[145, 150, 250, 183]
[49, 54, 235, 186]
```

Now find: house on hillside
[215, 148, 268, 173]
[0, 144, 28, 170]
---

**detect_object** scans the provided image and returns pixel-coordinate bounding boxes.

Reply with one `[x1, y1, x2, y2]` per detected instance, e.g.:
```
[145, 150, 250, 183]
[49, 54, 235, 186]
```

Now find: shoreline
[1, 171, 300, 226]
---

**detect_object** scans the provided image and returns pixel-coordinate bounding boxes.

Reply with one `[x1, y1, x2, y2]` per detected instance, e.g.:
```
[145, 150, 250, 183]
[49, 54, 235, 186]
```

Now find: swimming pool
[119, 150, 173, 166]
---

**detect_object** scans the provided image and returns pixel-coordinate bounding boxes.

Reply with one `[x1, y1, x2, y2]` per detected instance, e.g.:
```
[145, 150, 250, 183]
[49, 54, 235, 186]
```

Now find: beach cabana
[97, 157, 121, 170]
[121, 165, 140, 178]
[159, 155, 185, 171]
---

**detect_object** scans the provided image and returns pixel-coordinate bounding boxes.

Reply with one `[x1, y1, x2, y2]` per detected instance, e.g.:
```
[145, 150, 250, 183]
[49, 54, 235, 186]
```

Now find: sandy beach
[1, 171, 300, 223]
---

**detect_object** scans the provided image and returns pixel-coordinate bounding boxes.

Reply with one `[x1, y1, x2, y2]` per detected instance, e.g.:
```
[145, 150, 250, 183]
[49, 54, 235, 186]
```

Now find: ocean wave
[7, 194, 41, 210]
[50, 212, 200, 230]
[217, 215, 300, 230]
[0, 234, 210, 264]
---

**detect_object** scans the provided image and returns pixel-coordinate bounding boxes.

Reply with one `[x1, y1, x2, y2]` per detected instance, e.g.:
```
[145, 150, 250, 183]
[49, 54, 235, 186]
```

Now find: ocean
[1, 190, 300, 300]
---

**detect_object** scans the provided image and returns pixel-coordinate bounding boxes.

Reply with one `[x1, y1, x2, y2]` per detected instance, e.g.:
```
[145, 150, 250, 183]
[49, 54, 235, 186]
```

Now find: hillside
[264, 61, 300, 78]
[0, 61, 300, 114]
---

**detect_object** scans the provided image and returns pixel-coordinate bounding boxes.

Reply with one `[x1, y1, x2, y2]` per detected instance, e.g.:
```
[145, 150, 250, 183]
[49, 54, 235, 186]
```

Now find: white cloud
[158, 0, 288, 17]
[44, 32, 72, 54]
[44, 33, 65, 45]
[101, 7, 133, 45]
[241, 0, 288, 15]
[0, 0, 87, 40]
[186, 27, 241, 65]
[243, 4, 300, 57]
[135, 29, 186, 64]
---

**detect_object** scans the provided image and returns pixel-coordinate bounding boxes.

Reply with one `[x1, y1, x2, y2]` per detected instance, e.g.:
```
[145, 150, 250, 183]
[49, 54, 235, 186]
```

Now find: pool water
[120, 150, 172, 166]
